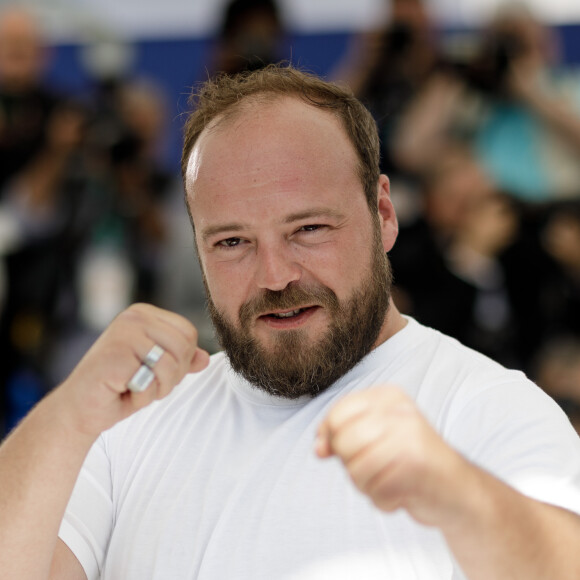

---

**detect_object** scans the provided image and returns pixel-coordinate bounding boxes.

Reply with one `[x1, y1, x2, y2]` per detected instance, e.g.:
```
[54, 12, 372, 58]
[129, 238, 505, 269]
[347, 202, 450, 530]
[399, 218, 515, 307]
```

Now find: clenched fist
[316, 386, 476, 529]
[56, 303, 210, 440]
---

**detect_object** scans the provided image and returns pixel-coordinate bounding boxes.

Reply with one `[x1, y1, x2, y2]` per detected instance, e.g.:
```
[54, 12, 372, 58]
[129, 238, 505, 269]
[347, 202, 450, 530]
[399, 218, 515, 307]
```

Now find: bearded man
[1, 65, 580, 580]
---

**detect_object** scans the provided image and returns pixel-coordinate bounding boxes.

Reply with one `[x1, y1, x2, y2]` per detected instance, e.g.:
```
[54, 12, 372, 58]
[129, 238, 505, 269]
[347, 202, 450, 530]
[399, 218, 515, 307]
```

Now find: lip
[257, 305, 321, 329]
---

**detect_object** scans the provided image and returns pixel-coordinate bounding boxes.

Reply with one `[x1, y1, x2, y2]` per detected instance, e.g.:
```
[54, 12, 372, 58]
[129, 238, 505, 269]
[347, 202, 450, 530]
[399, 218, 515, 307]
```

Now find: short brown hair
[181, 64, 381, 211]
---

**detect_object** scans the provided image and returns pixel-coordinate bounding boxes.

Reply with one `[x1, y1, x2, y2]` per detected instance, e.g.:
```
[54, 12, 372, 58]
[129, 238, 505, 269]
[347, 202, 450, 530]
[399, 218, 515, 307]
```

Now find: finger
[117, 304, 199, 359]
[131, 310, 198, 372]
[114, 338, 184, 399]
[121, 368, 162, 409]
[344, 434, 400, 495]
[129, 303, 198, 345]
[317, 385, 410, 458]
[319, 392, 373, 442]
[317, 391, 380, 458]
[315, 423, 333, 458]
[141, 322, 196, 379]
[122, 352, 180, 405]
[131, 344, 210, 400]
[126, 362, 158, 394]
[323, 385, 411, 436]
[326, 411, 390, 463]
[365, 460, 412, 513]
[146, 346, 210, 401]
[107, 307, 200, 398]
[344, 436, 408, 513]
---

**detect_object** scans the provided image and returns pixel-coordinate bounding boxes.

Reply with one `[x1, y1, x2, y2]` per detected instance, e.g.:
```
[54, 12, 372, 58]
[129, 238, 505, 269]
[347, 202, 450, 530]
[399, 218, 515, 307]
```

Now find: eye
[216, 237, 242, 248]
[299, 224, 323, 232]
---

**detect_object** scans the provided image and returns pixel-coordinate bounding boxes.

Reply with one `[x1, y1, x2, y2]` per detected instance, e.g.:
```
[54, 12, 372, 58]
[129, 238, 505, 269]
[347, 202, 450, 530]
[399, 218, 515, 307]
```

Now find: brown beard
[205, 229, 392, 399]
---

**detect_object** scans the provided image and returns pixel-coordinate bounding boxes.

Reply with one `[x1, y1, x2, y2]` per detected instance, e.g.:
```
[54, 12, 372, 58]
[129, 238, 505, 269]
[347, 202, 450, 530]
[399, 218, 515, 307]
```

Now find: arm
[316, 386, 580, 579]
[390, 73, 466, 173]
[0, 303, 209, 580]
[329, 30, 387, 95]
[10, 105, 85, 215]
[508, 61, 580, 155]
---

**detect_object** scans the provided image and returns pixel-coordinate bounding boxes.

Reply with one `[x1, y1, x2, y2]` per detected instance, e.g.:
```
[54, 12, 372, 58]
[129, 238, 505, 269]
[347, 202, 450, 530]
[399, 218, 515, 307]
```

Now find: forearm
[17, 148, 71, 208]
[0, 388, 96, 579]
[330, 31, 384, 95]
[443, 462, 580, 580]
[521, 88, 580, 154]
[393, 76, 463, 171]
[318, 385, 580, 578]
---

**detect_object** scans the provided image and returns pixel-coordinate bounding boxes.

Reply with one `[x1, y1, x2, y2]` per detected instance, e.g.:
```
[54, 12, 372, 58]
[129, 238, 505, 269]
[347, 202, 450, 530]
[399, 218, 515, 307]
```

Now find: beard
[205, 229, 392, 399]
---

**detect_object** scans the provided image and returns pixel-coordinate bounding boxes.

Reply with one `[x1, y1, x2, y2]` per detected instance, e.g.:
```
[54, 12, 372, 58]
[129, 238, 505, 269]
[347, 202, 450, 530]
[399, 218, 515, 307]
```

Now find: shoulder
[382, 317, 525, 389]
[376, 318, 540, 423]
[400, 322, 580, 508]
[418, 322, 541, 411]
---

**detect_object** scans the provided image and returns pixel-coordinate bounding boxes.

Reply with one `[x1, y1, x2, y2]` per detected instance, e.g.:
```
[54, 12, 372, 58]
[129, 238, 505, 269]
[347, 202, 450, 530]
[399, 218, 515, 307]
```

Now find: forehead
[184, 96, 360, 209]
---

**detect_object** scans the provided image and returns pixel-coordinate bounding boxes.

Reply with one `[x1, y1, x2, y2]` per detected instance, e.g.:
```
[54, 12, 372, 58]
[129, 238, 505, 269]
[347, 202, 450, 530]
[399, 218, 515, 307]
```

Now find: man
[1, 65, 580, 579]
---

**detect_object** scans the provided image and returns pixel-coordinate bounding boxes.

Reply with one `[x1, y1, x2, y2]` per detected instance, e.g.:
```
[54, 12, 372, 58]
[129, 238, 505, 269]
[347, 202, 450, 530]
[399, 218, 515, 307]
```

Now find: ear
[377, 174, 398, 252]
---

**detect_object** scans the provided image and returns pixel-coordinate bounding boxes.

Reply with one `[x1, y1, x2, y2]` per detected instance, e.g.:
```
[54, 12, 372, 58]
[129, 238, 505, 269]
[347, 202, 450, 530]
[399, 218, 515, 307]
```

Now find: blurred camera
[444, 31, 526, 96]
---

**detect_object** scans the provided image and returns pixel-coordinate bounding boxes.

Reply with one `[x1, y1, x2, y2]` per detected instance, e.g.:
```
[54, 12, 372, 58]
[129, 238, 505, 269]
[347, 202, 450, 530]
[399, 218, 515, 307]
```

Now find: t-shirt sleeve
[58, 434, 114, 580]
[445, 378, 580, 514]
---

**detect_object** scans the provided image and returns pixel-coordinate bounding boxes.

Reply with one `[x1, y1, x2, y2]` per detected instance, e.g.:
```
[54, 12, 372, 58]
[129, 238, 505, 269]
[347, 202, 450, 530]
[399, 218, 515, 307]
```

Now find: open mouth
[259, 305, 319, 325]
[266, 307, 311, 319]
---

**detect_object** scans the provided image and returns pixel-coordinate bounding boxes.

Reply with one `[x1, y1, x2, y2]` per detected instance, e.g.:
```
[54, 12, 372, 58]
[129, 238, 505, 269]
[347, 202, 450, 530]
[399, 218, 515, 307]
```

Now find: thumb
[189, 348, 210, 373]
[315, 421, 333, 459]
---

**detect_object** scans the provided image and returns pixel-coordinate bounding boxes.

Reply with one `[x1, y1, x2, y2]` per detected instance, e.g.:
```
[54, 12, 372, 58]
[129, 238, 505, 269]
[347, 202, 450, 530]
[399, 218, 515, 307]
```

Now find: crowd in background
[0, 5, 192, 434]
[1, 0, 580, 436]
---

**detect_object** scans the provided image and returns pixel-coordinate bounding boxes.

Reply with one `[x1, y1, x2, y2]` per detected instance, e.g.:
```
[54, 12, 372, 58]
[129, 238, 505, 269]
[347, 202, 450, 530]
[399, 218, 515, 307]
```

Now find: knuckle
[173, 333, 194, 362]
[328, 395, 361, 423]
[375, 384, 404, 403]
[136, 302, 159, 318]
[158, 353, 187, 386]
[118, 303, 148, 324]
[181, 320, 198, 344]
[324, 408, 339, 431]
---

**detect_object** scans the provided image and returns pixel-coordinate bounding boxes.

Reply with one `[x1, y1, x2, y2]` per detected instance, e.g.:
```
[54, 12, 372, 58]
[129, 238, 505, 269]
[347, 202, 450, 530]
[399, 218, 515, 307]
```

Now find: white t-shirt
[59, 318, 580, 580]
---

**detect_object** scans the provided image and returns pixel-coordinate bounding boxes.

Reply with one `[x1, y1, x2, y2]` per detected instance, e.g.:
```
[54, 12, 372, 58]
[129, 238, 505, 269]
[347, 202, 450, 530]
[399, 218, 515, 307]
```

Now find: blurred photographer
[211, 0, 285, 76]
[448, 5, 548, 98]
[393, 2, 580, 203]
[333, 0, 441, 177]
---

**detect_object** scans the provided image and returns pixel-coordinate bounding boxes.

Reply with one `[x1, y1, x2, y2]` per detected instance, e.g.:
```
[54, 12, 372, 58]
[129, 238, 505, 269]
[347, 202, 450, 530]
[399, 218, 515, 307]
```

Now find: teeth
[272, 309, 302, 319]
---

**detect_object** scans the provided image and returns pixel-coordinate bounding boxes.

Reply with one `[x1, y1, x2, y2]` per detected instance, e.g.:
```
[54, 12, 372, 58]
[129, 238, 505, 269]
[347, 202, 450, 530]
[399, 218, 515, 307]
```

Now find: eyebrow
[200, 208, 346, 243]
[283, 208, 345, 224]
[201, 222, 246, 244]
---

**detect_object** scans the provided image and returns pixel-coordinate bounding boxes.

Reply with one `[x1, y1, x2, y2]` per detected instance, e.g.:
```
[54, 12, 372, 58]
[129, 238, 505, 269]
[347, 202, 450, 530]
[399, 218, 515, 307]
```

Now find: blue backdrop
[44, 25, 580, 172]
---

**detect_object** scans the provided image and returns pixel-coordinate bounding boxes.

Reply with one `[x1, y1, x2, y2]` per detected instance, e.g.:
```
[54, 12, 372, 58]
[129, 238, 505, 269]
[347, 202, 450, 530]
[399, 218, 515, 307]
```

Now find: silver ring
[127, 364, 155, 393]
[143, 344, 164, 369]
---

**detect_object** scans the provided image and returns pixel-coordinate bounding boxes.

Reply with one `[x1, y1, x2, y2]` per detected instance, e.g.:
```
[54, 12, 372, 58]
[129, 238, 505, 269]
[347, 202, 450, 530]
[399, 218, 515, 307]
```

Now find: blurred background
[1, 0, 580, 436]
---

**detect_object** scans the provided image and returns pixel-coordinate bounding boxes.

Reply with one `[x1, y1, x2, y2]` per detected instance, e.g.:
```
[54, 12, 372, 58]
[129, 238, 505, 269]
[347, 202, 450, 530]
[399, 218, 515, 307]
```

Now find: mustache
[239, 283, 339, 325]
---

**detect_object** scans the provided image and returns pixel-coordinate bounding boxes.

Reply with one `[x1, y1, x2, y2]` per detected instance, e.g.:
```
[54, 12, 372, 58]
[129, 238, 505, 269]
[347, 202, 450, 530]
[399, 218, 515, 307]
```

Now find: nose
[255, 243, 302, 291]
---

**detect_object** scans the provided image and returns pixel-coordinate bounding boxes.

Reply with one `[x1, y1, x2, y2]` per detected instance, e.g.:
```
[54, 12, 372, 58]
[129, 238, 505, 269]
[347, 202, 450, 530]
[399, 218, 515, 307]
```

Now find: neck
[372, 298, 408, 349]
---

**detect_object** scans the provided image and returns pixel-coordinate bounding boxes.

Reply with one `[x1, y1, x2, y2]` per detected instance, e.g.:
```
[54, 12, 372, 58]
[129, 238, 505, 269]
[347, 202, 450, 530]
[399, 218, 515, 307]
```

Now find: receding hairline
[203, 90, 347, 143]
[183, 92, 370, 240]
[185, 91, 360, 188]
[181, 64, 382, 225]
